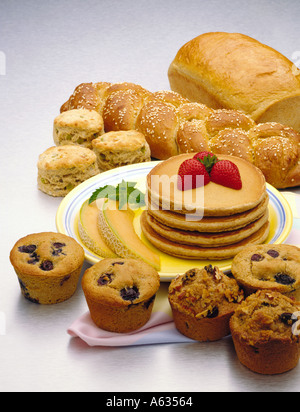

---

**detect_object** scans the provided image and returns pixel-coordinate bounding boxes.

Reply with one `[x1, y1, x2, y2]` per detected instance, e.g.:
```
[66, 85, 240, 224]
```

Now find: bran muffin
[230, 290, 300, 374]
[82, 258, 160, 333]
[37, 145, 99, 197]
[10, 232, 85, 305]
[231, 244, 300, 299]
[168, 265, 244, 341]
[92, 130, 151, 171]
[53, 109, 104, 149]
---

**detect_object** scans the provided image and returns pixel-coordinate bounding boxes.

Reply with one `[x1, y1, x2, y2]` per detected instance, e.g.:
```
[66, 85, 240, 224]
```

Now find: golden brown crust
[168, 32, 300, 125]
[60, 81, 300, 188]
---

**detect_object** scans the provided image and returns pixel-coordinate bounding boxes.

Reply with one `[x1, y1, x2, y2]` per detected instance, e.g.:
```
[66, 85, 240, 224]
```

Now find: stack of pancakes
[141, 154, 270, 260]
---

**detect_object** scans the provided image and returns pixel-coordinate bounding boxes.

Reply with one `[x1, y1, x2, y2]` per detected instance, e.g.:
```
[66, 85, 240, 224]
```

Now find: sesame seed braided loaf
[60, 81, 300, 189]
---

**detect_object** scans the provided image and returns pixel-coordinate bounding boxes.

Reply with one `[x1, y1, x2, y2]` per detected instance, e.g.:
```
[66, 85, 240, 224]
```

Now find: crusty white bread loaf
[168, 32, 300, 133]
[60, 81, 300, 189]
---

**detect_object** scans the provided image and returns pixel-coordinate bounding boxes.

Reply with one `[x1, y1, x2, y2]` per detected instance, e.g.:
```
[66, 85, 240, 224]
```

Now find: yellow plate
[56, 162, 293, 281]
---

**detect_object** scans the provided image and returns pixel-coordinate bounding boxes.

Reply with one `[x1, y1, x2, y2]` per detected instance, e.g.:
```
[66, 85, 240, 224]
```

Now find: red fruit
[178, 158, 210, 191]
[210, 160, 242, 190]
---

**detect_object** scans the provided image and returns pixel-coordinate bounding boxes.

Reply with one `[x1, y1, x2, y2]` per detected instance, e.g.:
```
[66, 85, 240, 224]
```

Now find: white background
[1, 0, 300, 392]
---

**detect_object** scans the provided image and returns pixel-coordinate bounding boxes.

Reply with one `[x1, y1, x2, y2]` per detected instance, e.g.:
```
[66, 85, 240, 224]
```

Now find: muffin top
[38, 145, 97, 171]
[231, 244, 300, 294]
[82, 258, 160, 307]
[54, 109, 104, 132]
[10, 232, 85, 277]
[168, 265, 244, 319]
[230, 290, 300, 345]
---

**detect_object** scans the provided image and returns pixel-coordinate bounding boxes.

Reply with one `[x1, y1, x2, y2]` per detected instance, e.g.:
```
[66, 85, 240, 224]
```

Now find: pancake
[143, 209, 269, 247]
[147, 192, 269, 233]
[140, 211, 270, 261]
[147, 154, 266, 216]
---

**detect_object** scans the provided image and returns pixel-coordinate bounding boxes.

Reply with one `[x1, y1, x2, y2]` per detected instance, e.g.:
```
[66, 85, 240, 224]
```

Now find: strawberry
[193, 151, 219, 174]
[177, 158, 210, 191]
[210, 160, 242, 190]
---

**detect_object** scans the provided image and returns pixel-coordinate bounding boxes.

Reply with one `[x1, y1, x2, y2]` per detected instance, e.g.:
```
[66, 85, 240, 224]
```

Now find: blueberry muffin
[53, 109, 104, 149]
[10, 232, 85, 304]
[168, 265, 244, 342]
[38, 145, 99, 197]
[230, 290, 300, 375]
[81, 258, 160, 333]
[92, 130, 151, 171]
[231, 244, 300, 299]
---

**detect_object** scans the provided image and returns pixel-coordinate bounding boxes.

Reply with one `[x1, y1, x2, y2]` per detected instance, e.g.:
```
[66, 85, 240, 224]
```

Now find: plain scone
[53, 108, 104, 149]
[92, 130, 151, 171]
[38, 145, 99, 197]
[168, 32, 300, 133]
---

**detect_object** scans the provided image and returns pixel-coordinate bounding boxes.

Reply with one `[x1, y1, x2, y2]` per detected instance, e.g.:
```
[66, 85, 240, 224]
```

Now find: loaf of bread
[168, 32, 300, 133]
[60, 81, 300, 189]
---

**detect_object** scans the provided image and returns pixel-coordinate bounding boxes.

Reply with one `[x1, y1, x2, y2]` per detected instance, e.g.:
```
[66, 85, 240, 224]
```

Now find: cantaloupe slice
[78, 200, 117, 258]
[98, 199, 161, 271]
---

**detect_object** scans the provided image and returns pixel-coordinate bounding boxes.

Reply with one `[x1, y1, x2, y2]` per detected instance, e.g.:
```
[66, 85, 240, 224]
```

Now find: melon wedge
[98, 199, 161, 271]
[78, 200, 117, 258]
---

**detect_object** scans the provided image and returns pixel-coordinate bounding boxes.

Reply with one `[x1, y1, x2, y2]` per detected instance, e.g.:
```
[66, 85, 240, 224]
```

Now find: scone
[168, 265, 244, 341]
[38, 145, 99, 197]
[230, 290, 300, 375]
[81, 258, 160, 333]
[92, 130, 151, 171]
[231, 244, 300, 299]
[10, 232, 85, 305]
[53, 109, 104, 149]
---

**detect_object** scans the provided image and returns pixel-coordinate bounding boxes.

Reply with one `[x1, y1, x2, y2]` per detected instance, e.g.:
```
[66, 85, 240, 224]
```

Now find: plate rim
[56, 161, 294, 281]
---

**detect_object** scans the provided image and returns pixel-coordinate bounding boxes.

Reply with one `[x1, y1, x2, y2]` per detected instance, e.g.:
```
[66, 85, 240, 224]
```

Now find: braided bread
[60, 81, 300, 189]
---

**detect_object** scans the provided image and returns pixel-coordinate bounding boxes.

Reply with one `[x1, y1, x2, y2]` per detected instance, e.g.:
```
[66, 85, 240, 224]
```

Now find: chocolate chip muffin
[10, 232, 85, 304]
[230, 290, 300, 375]
[81, 258, 160, 333]
[168, 265, 244, 342]
[231, 244, 300, 299]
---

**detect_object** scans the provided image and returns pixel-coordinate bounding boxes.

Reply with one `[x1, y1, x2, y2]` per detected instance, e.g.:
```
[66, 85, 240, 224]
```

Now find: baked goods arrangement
[168, 32, 300, 133]
[59, 80, 300, 189]
[8, 31, 300, 376]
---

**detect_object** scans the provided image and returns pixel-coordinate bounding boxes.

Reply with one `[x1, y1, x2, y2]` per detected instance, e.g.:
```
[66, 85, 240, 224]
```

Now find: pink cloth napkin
[67, 284, 194, 347]
[67, 310, 194, 347]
